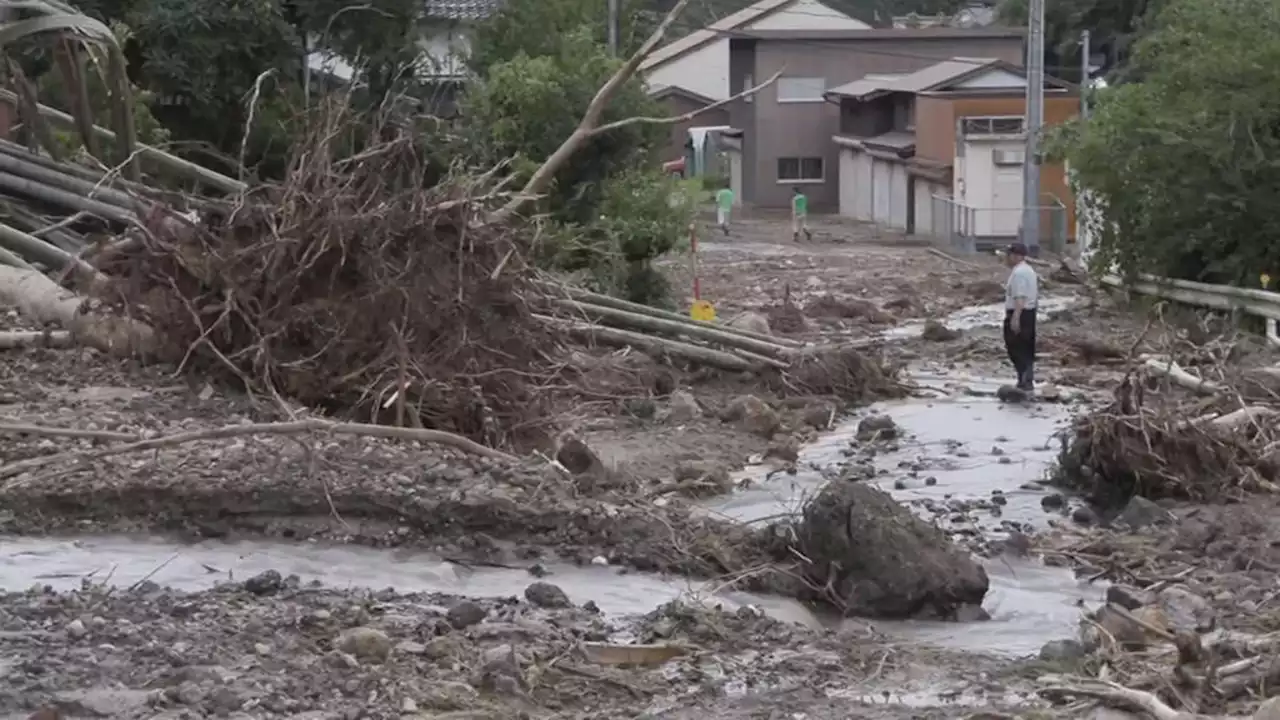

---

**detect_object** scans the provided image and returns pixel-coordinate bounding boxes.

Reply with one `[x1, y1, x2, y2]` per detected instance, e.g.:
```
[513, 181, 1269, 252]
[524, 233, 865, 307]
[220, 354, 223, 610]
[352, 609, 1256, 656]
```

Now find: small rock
[726, 311, 772, 336]
[447, 601, 487, 629]
[1041, 493, 1066, 510]
[528, 563, 548, 578]
[590, 555, 609, 566]
[996, 385, 1028, 403]
[1118, 496, 1173, 530]
[765, 437, 800, 463]
[1071, 506, 1097, 525]
[253, 643, 271, 656]
[420, 681, 480, 711]
[1039, 638, 1087, 663]
[722, 395, 780, 438]
[337, 627, 392, 663]
[892, 479, 907, 490]
[802, 402, 835, 430]
[856, 415, 898, 441]
[666, 390, 701, 423]
[921, 319, 961, 342]
[555, 433, 604, 476]
[1157, 586, 1215, 633]
[1094, 604, 1169, 648]
[924, 476, 938, 486]
[65, 619, 87, 639]
[395, 640, 427, 655]
[1105, 584, 1152, 610]
[401, 698, 418, 713]
[243, 569, 283, 596]
[953, 604, 991, 622]
[524, 582, 571, 609]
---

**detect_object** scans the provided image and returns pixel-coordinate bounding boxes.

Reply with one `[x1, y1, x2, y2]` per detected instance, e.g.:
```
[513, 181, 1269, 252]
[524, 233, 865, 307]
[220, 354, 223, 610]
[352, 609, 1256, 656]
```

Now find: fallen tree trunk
[0, 265, 153, 355]
[534, 278, 803, 348]
[0, 221, 100, 282]
[0, 170, 135, 224]
[536, 314, 756, 372]
[551, 297, 793, 360]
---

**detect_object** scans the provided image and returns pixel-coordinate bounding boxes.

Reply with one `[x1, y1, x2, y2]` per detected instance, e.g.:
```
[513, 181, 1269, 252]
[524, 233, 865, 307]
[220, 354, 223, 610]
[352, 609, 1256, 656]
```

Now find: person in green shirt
[791, 187, 812, 242]
[715, 186, 734, 236]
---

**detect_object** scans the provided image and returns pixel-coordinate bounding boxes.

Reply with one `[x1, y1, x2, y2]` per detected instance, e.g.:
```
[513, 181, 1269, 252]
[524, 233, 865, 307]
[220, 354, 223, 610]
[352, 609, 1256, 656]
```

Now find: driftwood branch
[537, 314, 759, 372]
[0, 265, 153, 355]
[1038, 676, 1183, 720]
[591, 69, 784, 135]
[0, 329, 74, 349]
[0, 418, 519, 482]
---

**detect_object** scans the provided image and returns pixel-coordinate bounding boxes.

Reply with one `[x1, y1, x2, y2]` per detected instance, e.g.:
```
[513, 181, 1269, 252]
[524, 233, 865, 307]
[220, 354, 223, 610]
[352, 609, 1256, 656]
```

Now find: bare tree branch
[489, 0, 695, 223]
[590, 69, 783, 136]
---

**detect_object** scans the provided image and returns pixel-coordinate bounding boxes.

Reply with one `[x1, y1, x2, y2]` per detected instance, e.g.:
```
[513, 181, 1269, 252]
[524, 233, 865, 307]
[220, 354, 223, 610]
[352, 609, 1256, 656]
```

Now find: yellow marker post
[1262, 273, 1271, 289]
[688, 222, 717, 321]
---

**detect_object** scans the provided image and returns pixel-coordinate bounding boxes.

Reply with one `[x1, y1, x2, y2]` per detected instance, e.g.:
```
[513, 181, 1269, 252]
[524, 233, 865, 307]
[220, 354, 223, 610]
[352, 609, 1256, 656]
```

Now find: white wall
[419, 24, 471, 78]
[951, 68, 1026, 90]
[645, 0, 869, 100]
[959, 138, 1025, 237]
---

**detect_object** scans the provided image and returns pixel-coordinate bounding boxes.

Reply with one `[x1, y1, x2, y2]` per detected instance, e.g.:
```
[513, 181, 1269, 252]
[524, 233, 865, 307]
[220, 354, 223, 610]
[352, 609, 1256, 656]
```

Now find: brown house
[649, 85, 730, 167]
[723, 27, 1028, 209]
[826, 57, 1078, 250]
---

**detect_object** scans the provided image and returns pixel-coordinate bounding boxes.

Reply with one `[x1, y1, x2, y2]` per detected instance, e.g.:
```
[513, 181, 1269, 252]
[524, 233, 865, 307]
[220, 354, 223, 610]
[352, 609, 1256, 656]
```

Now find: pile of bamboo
[534, 281, 805, 372]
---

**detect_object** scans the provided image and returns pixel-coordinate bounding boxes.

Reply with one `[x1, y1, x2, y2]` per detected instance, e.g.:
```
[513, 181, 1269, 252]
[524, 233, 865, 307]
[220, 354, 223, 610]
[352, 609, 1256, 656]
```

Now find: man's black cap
[1006, 243, 1029, 256]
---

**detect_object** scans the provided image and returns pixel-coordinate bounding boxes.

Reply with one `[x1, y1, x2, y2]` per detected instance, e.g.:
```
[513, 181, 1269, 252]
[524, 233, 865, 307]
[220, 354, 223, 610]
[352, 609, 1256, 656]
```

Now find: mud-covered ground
[5, 212, 1280, 718]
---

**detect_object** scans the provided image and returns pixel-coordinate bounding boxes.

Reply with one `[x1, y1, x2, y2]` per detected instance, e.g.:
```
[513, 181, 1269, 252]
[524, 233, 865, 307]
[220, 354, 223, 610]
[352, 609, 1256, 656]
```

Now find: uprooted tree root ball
[97, 110, 557, 449]
[1055, 376, 1279, 507]
[775, 345, 904, 402]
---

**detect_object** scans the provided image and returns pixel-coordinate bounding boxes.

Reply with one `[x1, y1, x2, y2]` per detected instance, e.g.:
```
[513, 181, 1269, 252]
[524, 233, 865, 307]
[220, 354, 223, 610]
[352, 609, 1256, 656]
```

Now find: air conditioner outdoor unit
[993, 149, 1025, 166]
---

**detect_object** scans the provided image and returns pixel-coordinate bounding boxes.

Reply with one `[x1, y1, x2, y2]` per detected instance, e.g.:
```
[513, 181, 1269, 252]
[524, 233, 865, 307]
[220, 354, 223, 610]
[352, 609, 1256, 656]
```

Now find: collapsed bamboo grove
[0, 0, 900, 454]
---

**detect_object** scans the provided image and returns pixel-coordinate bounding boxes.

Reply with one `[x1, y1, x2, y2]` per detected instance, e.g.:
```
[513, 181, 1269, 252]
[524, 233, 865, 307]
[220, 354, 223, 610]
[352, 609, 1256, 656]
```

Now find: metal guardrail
[1100, 272, 1280, 346]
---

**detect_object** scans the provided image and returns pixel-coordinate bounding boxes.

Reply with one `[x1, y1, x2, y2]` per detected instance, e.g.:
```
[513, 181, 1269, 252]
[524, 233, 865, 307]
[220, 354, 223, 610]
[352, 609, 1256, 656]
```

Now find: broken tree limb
[1037, 676, 1183, 720]
[491, 0, 696, 222]
[0, 329, 73, 350]
[0, 418, 518, 482]
[1141, 356, 1223, 395]
[0, 265, 153, 355]
[550, 297, 793, 360]
[536, 314, 756, 372]
[533, 279, 803, 347]
[590, 69, 784, 135]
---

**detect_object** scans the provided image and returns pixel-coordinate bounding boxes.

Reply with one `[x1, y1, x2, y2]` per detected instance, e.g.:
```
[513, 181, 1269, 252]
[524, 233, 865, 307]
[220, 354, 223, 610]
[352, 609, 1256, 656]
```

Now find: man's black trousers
[1002, 308, 1037, 387]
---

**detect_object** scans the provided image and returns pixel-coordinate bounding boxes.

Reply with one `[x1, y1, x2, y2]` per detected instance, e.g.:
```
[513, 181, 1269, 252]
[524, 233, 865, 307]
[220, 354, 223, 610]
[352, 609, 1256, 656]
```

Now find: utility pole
[1079, 30, 1091, 119]
[607, 0, 619, 56]
[1020, 0, 1045, 255]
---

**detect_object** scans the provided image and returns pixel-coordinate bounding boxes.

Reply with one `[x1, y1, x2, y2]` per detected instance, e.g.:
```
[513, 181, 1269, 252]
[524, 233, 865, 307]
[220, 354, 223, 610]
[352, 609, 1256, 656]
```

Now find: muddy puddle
[882, 294, 1084, 341]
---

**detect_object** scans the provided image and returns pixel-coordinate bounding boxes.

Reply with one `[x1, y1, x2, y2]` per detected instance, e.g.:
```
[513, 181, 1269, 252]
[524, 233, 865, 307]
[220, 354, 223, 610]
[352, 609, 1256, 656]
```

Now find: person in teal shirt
[715, 186, 734, 236]
[791, 187, 812, 242]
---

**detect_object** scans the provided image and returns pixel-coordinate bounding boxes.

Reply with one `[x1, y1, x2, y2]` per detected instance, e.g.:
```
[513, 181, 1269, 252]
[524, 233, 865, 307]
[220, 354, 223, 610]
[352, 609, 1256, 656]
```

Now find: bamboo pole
[0, 170, 135, 224]
[551, 297, 793, 360]
[0, 150, 142, 209]
[0, 89, 246, 194]
[536, 314, 756, 372]
[534, 279, 802, 347]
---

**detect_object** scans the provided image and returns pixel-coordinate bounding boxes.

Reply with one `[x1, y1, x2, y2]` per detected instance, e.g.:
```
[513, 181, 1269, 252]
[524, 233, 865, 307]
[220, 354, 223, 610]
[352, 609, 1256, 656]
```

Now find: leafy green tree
[462, 27, 665, 225]
[996, 0, 1169, 81]
[1058, 0, 1280, 286]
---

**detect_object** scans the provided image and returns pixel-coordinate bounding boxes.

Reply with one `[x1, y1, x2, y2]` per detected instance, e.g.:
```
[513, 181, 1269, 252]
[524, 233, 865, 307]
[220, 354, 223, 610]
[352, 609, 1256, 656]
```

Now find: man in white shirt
[1002, 243, 1039, 391]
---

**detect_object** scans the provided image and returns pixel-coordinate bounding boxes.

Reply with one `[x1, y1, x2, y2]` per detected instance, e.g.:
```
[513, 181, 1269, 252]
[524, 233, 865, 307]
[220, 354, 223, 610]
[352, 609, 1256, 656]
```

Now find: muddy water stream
[0, 369, 1100, 659]
[0, 305, 1102, 662]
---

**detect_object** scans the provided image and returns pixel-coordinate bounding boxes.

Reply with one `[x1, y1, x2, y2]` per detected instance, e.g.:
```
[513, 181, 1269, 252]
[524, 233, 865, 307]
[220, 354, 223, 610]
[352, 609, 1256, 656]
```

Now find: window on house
[776, 77, 826, 103]
[962, 115, 1025, 135]
[777, 156, 824, 182]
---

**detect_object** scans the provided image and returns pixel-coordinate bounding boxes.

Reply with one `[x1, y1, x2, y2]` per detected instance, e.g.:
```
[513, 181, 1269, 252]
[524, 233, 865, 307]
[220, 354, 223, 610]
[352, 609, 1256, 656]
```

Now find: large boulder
[793, 482, 988, 619]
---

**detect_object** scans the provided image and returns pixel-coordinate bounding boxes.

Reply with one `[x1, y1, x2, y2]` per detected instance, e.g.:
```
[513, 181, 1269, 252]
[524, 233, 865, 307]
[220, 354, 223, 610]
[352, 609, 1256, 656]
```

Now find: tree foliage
[1058, 0, 1280, 285]
[464, 0, 687, 304]
[996, 0, 1168, 81]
